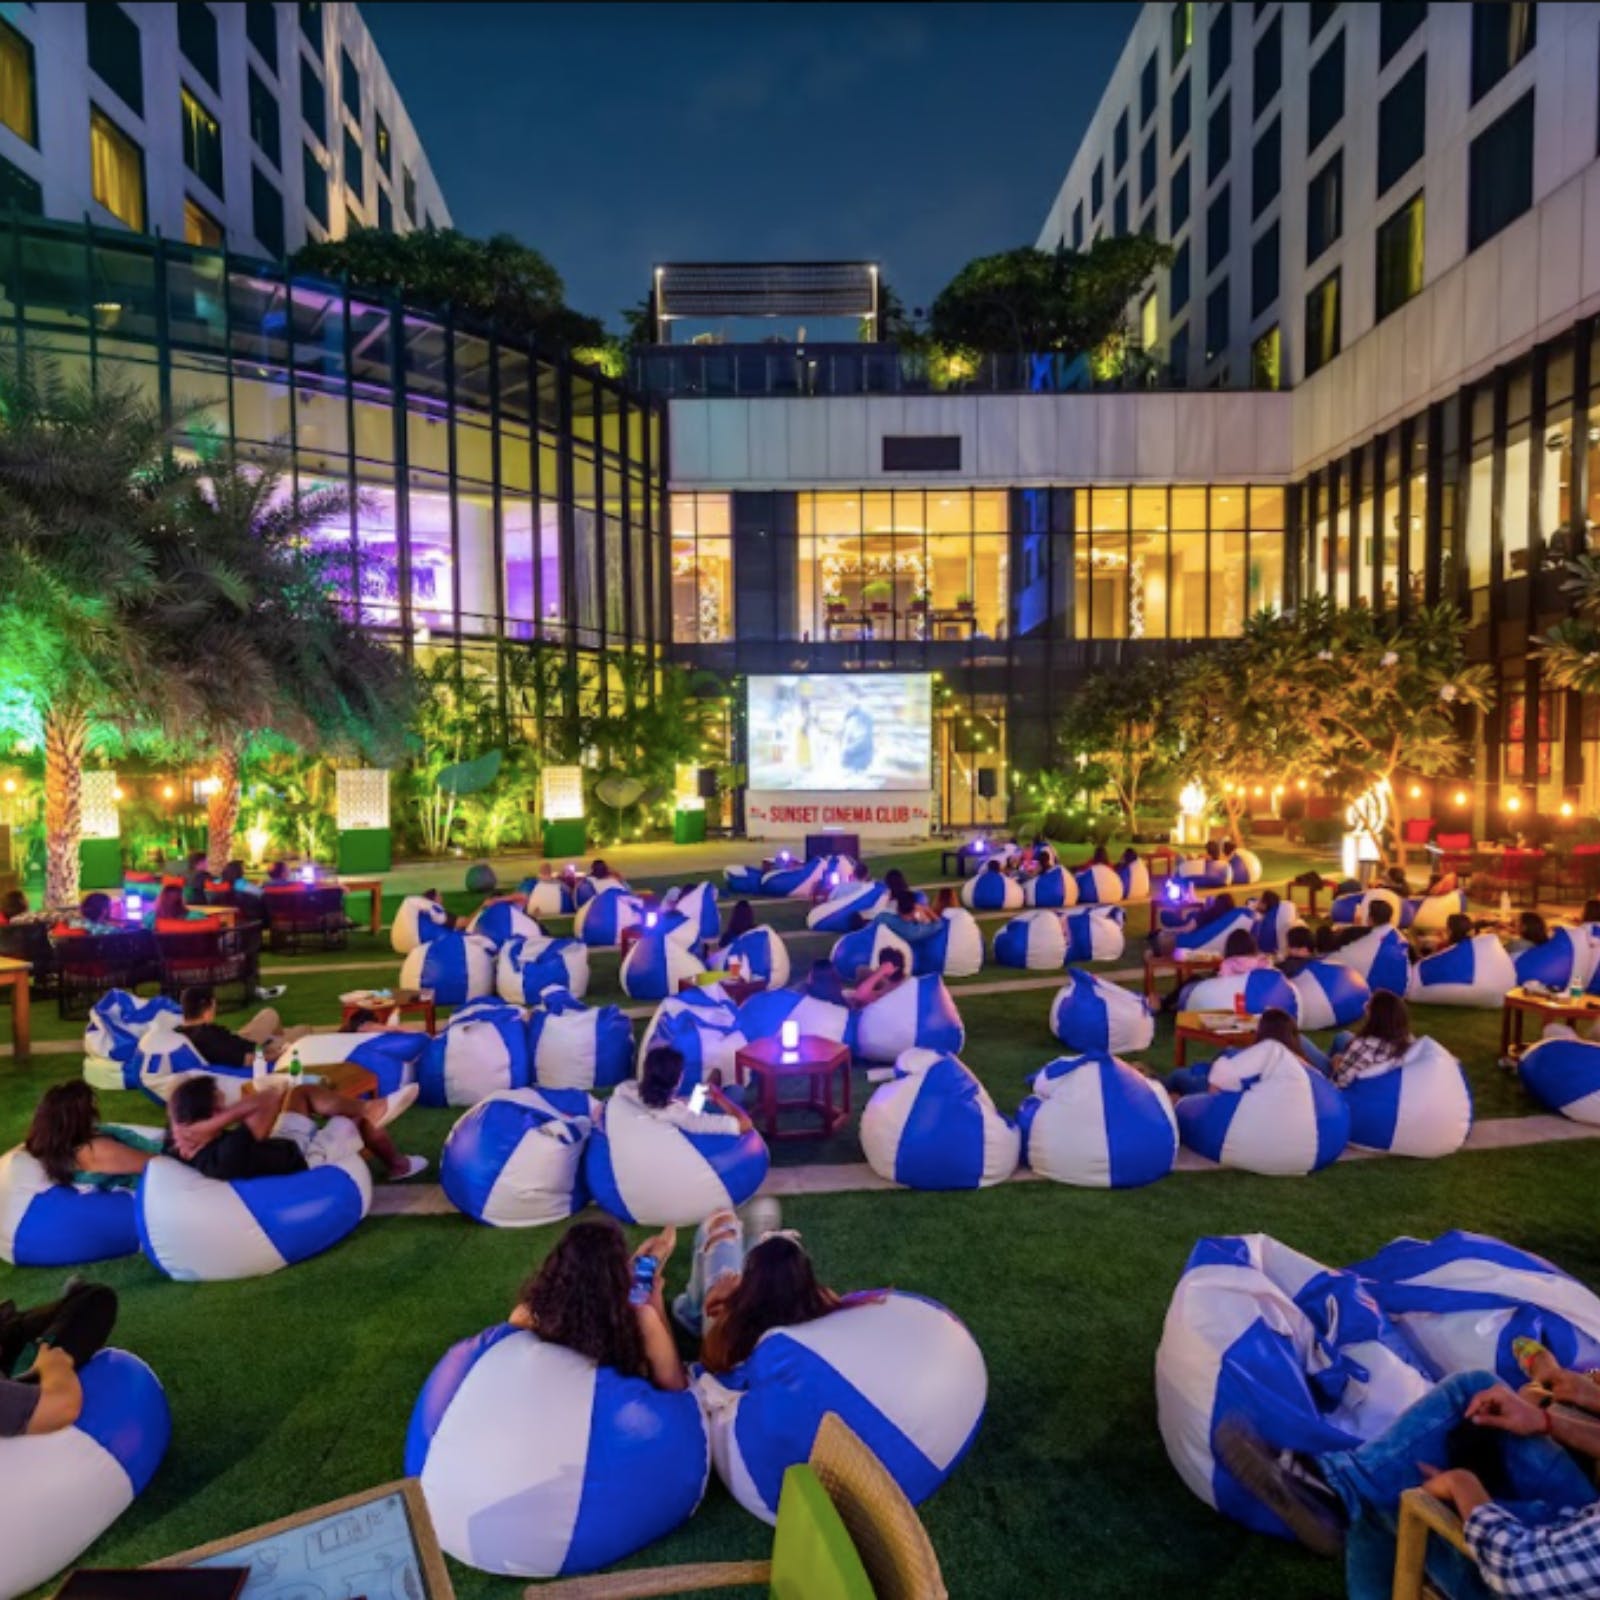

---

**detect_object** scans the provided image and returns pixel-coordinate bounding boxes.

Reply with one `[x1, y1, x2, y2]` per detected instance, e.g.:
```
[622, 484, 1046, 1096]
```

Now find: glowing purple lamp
[645, 909, 658, 929]
[780, 1018, 799, 1061]
[300, 864, 316, 885]
[972, 839, 985, 855]
[1166, 879, 1183, 903]
[777, 849, 791, 864]
[123, 892, 142, 921]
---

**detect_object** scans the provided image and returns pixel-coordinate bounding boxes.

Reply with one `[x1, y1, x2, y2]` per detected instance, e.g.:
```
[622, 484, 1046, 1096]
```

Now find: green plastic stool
[769, 1464, 875, 1599]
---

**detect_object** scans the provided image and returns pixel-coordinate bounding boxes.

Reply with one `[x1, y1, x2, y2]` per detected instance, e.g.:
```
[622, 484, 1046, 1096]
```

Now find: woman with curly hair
[24, 1081, 161, 1190]
[509, 1218, 687, 1391]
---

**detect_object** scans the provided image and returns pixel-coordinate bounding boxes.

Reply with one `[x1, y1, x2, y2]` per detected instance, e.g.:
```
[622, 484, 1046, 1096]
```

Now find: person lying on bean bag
[0, 1279, 119, 1436]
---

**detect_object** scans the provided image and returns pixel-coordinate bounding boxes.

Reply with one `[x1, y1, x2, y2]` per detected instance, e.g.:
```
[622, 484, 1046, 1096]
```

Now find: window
[180, 85, 224, 196]
[1113, 185, 1128, 236]
[1468, 89, 1534, 249]
[1251, 325, 1281, 390]
[1310, 1, 1341, 41]
[248, 66, 280, 166]
[1171, 156, 1190, 230]
[247, 0, 278, 72]
[299, 1, 322, 46]
[1114, 109, 1129, 172]
[1141, 51, 1158, 125]
[1205, 280, 1230, 361]
[343, 127, 364, 204]
[378, 188, 393, 232]
[375, 111, 391, 175]
[1171, 72, 1191, 150]
[87, 4, 142, 116]
[178, 3, 219, 92]
[1252, 116, 1280, 218]
[302, 142, 329, 228]
[183, 195, 223, 248]
[1208, 93, 1231, 184]
[1252, 222, 1279, 317]
[1378, 55, 1426, 196]
[1380, 1, 1427, 65]
[1305, 269, 1341, 376]
[1171, 240, 1191, 312]
[0, 149, 40, 215]
[1140, 206, 1156, 238]
[301, 54, 327, 144]
[1307, 151, 1342, 263]
[0, 19, 35, 146]
[1171, 1, 1192, 68]
[1308, 31, 1345, 152]
[403, 166, 417, 222]
[1375, 192, 1425, 320]
[1471, 2, 1535, 104]
[340, 47, 361, 118]
[1169, 322, 1190, 382]
[1092, 160, 1105, 216]
[90, 106, 144, 230]
[1208, 4, 1232, 91]
[1253, 12, 1281, 117]
[1071, 200, 1084, 249]
[252, 166, 284, 255]
[1207, 185, 1230, 274]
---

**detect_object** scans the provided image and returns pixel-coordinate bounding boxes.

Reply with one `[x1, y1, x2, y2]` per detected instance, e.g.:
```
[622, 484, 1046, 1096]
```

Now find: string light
[1560, 801, 1576, 819]
[1408, 784, 1422, 800]
[1505, 794, 1523, 814]
[162, 784, 175, 799]
[1, 779, 14, 795]
[1453, 790, 1468, 807]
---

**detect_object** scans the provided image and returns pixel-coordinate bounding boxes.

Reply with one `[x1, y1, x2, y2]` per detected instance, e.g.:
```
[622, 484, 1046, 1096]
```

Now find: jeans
[0, 1284, 119, 1378]
[1165, 1065, 1213, 1097]
[1317, 1369, 1598, 1600]
[672, 1214, 750, 1337]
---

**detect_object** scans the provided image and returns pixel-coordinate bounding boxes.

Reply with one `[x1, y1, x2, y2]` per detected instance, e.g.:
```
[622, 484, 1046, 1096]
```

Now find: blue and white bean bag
[1402, 889, 1467, 932]
[399, 931, 497, 1007]
[961, 870, 1024, 913]
[1226, 848, 1263, 885]
[1343, 1036, 1472, 1158]
[279, 1029, 428, 1096]
[724, 925, 791, 987]
[1329, 926, 1412, 996]
[1050, 970, 1154, 1054]
[1178, 855, 1228, 884]
[737, 988, 854, 1050]
[0, 1126, 159, 1266]
[0, 1349, 172, 1600]
[1023, 865, 1078, 908]
[137, 1149, 372, 1280]
[584, 1085, 770, 1226]
[1514, 928, 1586, 991]
[1407, 934, 1518, 1008]
[1173, 906, 1256, 956]
[637, 990, 746, 1089]
[993, 909, 1066, 971]
[83, 991, 181, 1091]
[1120, 858, 1152, 901]
[497, 933, 590, 1003]
[1175, 1041, 1350, 1175]
[1185, 967, 1301, 1021]
[1329, 887, 1403, 927]
[407, 1327, 709, 1577]
[941, 908, 984, 978]
[1519, 1034, 1600, 1124]
[620, 925, 706, 1001]
[575, 874, 630, 908]
[831, 919, 912, 982]
[1075, 864, 1124, 905]
[672, 882, 721, 946]
[1351, 1231, 1600, 1388]
[392, 894, 453, 955]
[1018, 1053, 1177, 1188]
[807, 881, 889, 932]
[573, 885, 643, 948]
[1156, 1233, 1432, 1538]
[527, 991, 633, 1092]
[1063, 904, 1128, 963]
[524, 877, 576, 918]
[468, 900, 542, 951]
[854, 975, 965, 1064]
[1253, 901, 1301, 956]
[695, 1292, 986, 1524]
[859, 1051, 1018, 1190]
[419, 1007, 532, 1107]
[126, 1023, 234, 1107]
[1289, 960, 1373, 1030]
[439, 1087, 596, 1227]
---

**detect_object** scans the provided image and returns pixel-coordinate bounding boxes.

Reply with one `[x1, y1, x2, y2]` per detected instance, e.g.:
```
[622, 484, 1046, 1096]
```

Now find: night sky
[361, 2, 1139, 332]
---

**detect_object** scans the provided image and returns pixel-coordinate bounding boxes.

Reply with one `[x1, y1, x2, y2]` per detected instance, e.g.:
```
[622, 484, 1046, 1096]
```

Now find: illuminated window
[1140, 290, 1159, 352]
[0, 19, 36, 146]
[180, 85, 224, 196]
[1251, 325, 1281, 391]
[1305, 270, 1341, 377]
[375, 111, 391, 175]
[90, 107, 145, 231]
[671, 493, 733, 643]
[1375, 192, 1424, 321]
[183, 196, 223, 248]
[1170, 1, 1192, 68]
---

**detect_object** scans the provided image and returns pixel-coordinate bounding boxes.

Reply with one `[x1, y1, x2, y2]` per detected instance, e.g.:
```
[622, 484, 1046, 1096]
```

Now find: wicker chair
[52, 930, 161, 1020]
[526, 1413, 947, 1600]
[1392, 1487, 1470, 1600]
[156, 922, 262, 1009]
[1484, 847, 1546, 909]
[0, 920, 58, 998]
[260, 885, 348, 953]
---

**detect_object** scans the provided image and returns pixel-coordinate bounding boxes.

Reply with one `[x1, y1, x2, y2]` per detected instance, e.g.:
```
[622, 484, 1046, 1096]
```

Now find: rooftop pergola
[648, 260, 881, 343]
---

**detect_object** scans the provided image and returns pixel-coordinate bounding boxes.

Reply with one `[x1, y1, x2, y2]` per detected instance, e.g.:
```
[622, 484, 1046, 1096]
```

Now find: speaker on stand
[977, 766, 997, 826]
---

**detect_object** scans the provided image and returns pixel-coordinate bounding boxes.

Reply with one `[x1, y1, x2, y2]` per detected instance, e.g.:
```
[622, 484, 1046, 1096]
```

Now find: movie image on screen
[746, 674, 931, 792]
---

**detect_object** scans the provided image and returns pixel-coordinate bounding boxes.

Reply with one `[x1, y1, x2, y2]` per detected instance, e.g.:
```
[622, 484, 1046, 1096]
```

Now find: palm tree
[1536, 553, 1600, 694]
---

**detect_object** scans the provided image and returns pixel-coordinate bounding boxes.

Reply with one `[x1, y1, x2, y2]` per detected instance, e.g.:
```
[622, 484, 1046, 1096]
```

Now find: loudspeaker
[697, 767, 719, 800]
[977, 769, 997, 800]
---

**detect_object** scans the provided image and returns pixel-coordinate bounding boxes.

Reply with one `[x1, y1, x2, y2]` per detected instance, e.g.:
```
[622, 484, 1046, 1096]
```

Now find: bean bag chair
[1173, 906, 1256, 956]
[807, 881, 889, 933]
[1514, 928, 1585, 991]
[126, 1022, 237, 1107]
[1407, 934, 1517, 1008]
[1023, 865, 1077, 908]
[961, 870, 1023, 913]
[1402, 889, 1467, 932]
[637, 990, 746, 1089]
[1351, 1231, 1600, 1388]
[1063, 904, 1127, 963]
[527, 990, 633, 1092]
[0, 1349, 172, 1600]
[136, 1149, 372, 1280]
[853, 975, 965, 1064]
[620, 925, 706, 1000]
[82, 990, 182, 1091]
[1343, 1036, 1472, 1157]
[468, 899, 543, 951]
[1519, 1034, 1600, 1124]
[279, 1029, 429, 1096]
[573, 885, 643, 948]
[1328, 926, 1412, 996]
[406, 1326, 709, 1578]
[0, 1125, 159, 1266]
[1329, 887, 1403, 927]
[418, 1006, 531, 1107]
[1019, 1052, 1177, 1188]
[724, 861, 769, 896]
[1226, 848, 1263, 884]
[993, 909, 1066, 971]
[672, 882, 721, 945]
[1074, 864, 1124, 904]
[1289, 960, 1373, 1030]
[1049, 970, 1154, 1054]
[1253, 900, 1301, 956]
[399, 931, 497, 1007]
[765, 855, 838, 898]
[583, 1085, 769, 1226]
[1178, 855, 1228, 884]
[859, 1051, 1018, 1190]
[696, 1291, 986, 1525]
[940, 907, 984, 978]
[439, 1087, 596, 1227]
[575, 873, 630, 908]
[737, 988, 855, 1051]
[831, 918, 912, 982]
[1185, 967, 1301, 1021]
[524, 877, 576, 917]
[392, 893, 453, 955]
[724, 925, 791, 988]
[1156, 1233, 1433, 1538]
[1119, 858, 1152, 901]
[1175, 1040, 1350, 1175]
[497, 932, 590, 1003]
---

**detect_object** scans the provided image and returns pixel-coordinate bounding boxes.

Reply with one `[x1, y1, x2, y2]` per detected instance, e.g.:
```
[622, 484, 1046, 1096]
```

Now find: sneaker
[255, 984, 286, 1000]
[370, 1084, 419, 1129]
[741, 1195, 783, 1242]
[387, 1154, 429, 1181]
[1214, 1417, 1345, 1559]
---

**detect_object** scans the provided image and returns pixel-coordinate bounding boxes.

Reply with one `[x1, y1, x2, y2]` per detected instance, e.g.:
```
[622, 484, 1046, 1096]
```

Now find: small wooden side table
[1500, 987, 1600, 1058]
[339, 877, 386, 936]
[734, 1034, 852, 1143]
[0, 954, 32, 1060]
[338, 994, 438, 1035]
[246, 1060, 381, 1101]
[1174, 1009, 1260, 1067]
[1143, 949, 1221, 1005]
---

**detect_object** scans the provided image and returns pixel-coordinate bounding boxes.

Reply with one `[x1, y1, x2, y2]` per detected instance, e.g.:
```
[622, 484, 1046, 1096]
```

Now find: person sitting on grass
[846, 946, 907, 1008]
[24, 1081, 162, 1191]
[165, 1072, 426, 1183]
[1326, 991, 1414, 1088]
[0, 1280, 120, 1437]
[176, 983, 312, 1067]
[507, 1217, 687, 1392]
[1164, 1006, 1314, 1098]
[606, 1044, 754, 1138]
[1276, 925, 1318, 979]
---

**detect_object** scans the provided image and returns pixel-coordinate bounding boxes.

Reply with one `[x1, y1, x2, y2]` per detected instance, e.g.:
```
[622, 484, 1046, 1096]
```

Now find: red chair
[1401, 819, 1435, 848]
[1433, 831, 1474, 877]
[260, 885, 348, 953]
[1486, 848, 1546, 909]
[51, 930, 161, 1020]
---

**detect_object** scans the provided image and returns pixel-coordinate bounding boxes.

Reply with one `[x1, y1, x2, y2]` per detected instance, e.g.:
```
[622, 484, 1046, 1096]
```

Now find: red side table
[734, 1034, 852, 1143]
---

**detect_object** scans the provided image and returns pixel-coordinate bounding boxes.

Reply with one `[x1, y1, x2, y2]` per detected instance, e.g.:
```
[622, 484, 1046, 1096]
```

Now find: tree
[401, 654, 500, 857]
[1056, 660, 1178, 835]
[291, 227, 605, 350]
[1169, 649, 1280, 840]
[1535, 553, 1600, 693]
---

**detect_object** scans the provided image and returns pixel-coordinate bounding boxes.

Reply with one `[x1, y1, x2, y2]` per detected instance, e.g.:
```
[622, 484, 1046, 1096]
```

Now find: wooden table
[338, 993, 438, 1035]
[339, 877, 385, 936]
[246, 1059, 381, 1101]
[1287, 878, 1333, 919]
[189, 903, 240, 928]
[940, 843, 1016, 878]
[682, 975, 769, 1007]
[1174, 1009, 1259, 1066]
[0, 954, 32, 1060]
[1143, 949, 1222, 1005]
[734, 1034, 852, 1143]
[1500, 986, 1600, 1057]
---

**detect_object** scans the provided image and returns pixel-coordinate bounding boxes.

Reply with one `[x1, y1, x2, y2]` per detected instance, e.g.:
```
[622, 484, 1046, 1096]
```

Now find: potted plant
[910, 585, 932, 611]
[863, 579, 893, 614]
[824, 594, 847, 614]
[954, 590, 975, 613]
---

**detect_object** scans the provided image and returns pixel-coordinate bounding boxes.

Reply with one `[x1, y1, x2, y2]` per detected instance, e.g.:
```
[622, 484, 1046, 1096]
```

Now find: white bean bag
[406, 1327, 710, 1577]
[1289, 960, 1373, 1030]
[575, 873, 630, 906]
[1019, 1053, 1177, 1188]
[1185, 967, 1302, 1021]
[136, 1149, 372, 1280]
[391, 893, 453, 955]
[583, 1084, 770, 1226]
[1226, 847, 1263, 884]
[1049, 970, 1154, 1054]
[1177, 855, 1229, 884]
[1074, 863, 1124, 904]
[672, 882, 722, 945]
[619, 926, 706, 1000]
[82, 990, 181, 1091]
[524, 877, 576, 918]
[736, 988, 854, 1050]
[1330, 887, 1404, 926]
[853, 975, 965, 1064]
[1156, 1233, 1432, 1537]
[940, 907, 984, 977]
[468, 899, 542, 951]
[992, 909, 1066, 970]
[637, 990, 746, 1089]
[1253, 901, 1302, 956]
[1173, 906, 1256, 956]
[1402, 890, 1467, 932]
[439, 1087, 596, 1227]
[1063, 904, 1127, 963]
[125, 1021, 247, 1108]
[1519, 1034, 1600, 1124]
[1407, 934, 1518, 1008]
[961, 870, 1024, 913]
[497, 933, 590, 1002]
[418, 1006, 531, 1107]
[0, 1125, 159, 1266]
[1514, 928, 1586, 991]
[277, 1029, 428, 1096]
[830, 919, 913, 982]
[1343, 1035, 1472, 1157]
[1023, 865, 1078, 908]
[1328, 926, 1412, 996]
[695, 1292, 987, 1524]
[723, 925, 791, 988]
[807, 881, 889, 932]
[0, 1349, 172, 1600]
[572, 885, 643, 948]
[526, 991, 633, 1092]
[1174, 1040, 1350, 1175]
[399, 931, 497, 1006]
[859, 1051, 1018, 1190]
